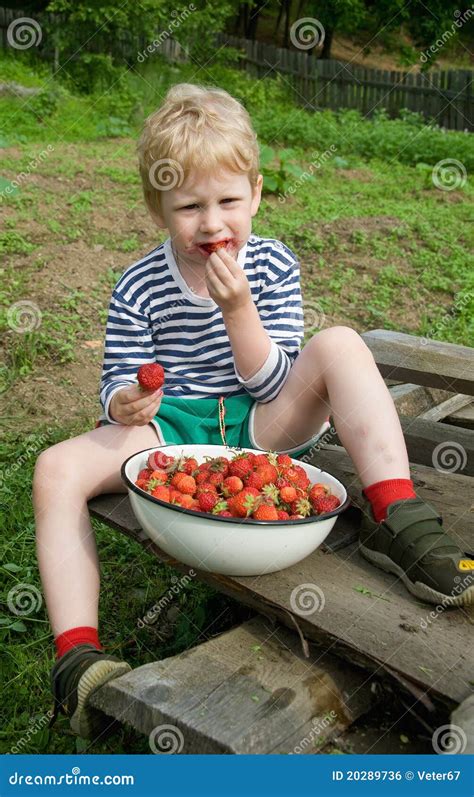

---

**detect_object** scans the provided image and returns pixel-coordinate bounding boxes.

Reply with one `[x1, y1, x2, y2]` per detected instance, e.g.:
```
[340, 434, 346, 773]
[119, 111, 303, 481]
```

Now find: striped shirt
[99, 234, 305, 423]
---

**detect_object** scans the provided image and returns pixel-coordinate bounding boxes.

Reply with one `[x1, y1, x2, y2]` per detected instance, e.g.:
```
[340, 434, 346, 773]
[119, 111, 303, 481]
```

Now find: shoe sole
[70, 659, 132, 738]
[359, 543, 474, 607]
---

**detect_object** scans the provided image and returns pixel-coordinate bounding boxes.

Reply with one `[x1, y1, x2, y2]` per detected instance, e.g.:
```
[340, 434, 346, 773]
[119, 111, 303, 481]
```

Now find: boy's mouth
[197, 238, 233, 257]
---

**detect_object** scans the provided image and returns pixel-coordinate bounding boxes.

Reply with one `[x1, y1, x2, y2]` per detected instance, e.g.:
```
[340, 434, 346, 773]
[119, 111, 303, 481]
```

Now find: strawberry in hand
[137, 363, 165, 392]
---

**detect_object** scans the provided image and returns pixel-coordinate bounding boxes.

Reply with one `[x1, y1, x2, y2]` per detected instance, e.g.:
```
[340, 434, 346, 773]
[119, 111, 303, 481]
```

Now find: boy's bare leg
[33, 423, 159, 639]
[252, 326, 410, 488]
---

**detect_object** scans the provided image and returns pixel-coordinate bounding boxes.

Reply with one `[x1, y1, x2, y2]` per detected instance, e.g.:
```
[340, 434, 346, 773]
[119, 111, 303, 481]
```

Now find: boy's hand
[205, 248, 252, 314]
[110, 384, 163, 426]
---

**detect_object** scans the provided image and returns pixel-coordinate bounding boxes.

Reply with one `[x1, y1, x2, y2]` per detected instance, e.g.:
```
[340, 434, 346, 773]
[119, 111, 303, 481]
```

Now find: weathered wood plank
[445, 403, 474, 430]
[313, 416, 474, 477]
[388, 384, 453, 416]
[361, 330, 474, 395]
[89, 449, 474, 710]
[89, 616, 377, 753]
[419, 395, 473, 423]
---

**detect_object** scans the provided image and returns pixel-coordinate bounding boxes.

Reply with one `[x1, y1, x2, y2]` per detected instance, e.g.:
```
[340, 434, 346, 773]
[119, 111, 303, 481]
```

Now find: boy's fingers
[125, 388, 163, 415]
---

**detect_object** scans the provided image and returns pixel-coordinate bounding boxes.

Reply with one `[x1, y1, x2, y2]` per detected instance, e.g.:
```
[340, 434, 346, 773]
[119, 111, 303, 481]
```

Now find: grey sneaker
[49, 644, 131, 739]
[358, 494, 474, 606]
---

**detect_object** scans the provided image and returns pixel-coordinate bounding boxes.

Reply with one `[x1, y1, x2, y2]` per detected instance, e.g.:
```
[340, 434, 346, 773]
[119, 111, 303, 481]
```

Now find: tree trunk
[246, 0, 266, 41]
[320, 25, 334, 59]
[283, 0, 292, 48]
[274, 1, 284, 39]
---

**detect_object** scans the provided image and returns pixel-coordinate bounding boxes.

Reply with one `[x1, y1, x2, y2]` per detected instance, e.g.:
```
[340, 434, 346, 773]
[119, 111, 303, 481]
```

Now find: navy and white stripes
[99, 234, 305, 423]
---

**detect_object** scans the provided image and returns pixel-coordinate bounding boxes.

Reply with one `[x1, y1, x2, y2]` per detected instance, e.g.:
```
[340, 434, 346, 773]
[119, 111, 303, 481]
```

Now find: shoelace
[218, 395, 227, 446]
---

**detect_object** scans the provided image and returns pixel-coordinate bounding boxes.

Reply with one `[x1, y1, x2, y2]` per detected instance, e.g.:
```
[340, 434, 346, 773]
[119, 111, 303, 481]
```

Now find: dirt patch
[337, 169, 374, 183]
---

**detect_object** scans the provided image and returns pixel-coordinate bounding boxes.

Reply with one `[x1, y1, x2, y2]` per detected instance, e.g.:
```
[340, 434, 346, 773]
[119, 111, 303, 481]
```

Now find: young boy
[34, 82, 473, 741]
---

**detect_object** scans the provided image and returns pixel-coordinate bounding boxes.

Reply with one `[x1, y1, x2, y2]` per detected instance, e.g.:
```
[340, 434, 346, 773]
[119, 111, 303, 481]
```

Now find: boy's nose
[199, 206, 224, 235]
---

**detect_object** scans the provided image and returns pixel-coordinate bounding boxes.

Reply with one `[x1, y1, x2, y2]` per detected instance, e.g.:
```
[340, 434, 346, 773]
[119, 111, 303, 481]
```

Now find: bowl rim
[121, 445, 351, 525]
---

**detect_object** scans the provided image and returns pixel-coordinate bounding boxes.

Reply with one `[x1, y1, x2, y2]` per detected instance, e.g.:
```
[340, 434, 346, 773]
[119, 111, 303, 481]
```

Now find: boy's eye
[179, 199, 238, 210]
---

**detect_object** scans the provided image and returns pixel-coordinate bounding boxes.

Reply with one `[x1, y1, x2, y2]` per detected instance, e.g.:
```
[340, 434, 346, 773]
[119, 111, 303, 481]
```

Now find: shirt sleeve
[98, 289, 155, 424]
[234, 248, 304, 403]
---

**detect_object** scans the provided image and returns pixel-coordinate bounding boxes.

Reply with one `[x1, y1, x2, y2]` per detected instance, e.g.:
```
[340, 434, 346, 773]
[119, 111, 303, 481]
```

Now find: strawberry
[277, 509, 290, 520]
[198, 491, 220, 512]
[312, 494, 340, 515]
[149, 469, 168, 484]
[292, 465, 310, 489]
[279, 485, 297, 504]
[182, 457, 199, 475]
[276, 453, 293, 468]
[255, 463, 278, 485]
[221, 476, 244, 497]
[284, 467, 300, 485]
[195, 469, 212, 485]
[135, 478, 149, 489]
[217, 510, 233, 517]
[309, 483, 330, 503]
[227, 488, 259, 518]
[261, 483, 280, 504]
[171, 474, 196, 495]
[208, 471, 225, 489]
[138, 468, 152, 481]
[199, 239, 230, 255]
[175, 493, 194, 508]
[148, 451, 174, 471]
[252, 503, 279, 521]
[137, 363, 165, 391]
[229, 456, 253, 480]
[253, 453, 271, 468]
[151, 485, 170, 502]
[245, 471, 264, 490]
[289, 497, 312, 517]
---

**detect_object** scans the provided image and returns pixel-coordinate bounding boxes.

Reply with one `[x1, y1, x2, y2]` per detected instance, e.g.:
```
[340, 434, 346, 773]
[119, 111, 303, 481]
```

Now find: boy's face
[151, 168, 263, 267]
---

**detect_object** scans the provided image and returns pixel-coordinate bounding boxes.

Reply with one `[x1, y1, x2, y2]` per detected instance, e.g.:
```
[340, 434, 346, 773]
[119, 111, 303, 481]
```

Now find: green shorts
[139, 393, 331, 460]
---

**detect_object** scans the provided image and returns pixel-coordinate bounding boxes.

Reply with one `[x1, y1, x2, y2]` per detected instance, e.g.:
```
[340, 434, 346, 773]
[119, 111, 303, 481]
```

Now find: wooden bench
[88, 329, 474, 752]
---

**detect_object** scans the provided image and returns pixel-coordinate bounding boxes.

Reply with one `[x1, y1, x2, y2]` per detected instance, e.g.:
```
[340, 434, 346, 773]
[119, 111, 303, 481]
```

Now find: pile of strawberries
[134, 450, 341, 521]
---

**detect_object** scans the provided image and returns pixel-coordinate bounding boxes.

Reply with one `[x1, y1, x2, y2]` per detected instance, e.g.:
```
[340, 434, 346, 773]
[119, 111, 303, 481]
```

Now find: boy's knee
[312, 326, 371, 359]
[33, 444, 69, 493]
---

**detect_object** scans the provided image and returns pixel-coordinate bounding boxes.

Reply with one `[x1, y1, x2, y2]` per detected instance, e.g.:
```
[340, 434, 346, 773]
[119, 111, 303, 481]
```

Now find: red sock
[54, 626, 102, 660]
[363, 478, 416, 522]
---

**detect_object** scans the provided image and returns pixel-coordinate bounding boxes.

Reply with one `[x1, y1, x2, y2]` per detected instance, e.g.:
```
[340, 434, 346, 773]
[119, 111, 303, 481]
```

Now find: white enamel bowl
[121, 444, 350, 577]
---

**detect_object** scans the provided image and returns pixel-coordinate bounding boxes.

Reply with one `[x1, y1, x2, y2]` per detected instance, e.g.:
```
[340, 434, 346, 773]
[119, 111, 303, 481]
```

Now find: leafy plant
[259, 145, 315, 195]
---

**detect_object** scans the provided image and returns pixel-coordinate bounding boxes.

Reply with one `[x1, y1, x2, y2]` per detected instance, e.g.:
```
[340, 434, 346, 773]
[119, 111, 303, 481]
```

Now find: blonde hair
[137, 83, 260, 218]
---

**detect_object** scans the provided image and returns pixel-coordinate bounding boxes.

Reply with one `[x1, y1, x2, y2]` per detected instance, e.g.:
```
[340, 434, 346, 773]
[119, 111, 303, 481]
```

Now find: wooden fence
[1, 5, 472, 131]
[219, 34, 473, 132]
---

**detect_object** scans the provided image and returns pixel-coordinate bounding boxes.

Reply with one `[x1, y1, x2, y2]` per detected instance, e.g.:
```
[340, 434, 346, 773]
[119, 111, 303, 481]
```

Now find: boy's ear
[149, 207, 167, 229]
[251, 174, 263, 216]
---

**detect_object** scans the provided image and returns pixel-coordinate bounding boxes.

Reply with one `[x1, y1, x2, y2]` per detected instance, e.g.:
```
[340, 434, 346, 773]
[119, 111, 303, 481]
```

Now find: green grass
[0, 48, 473, 754]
